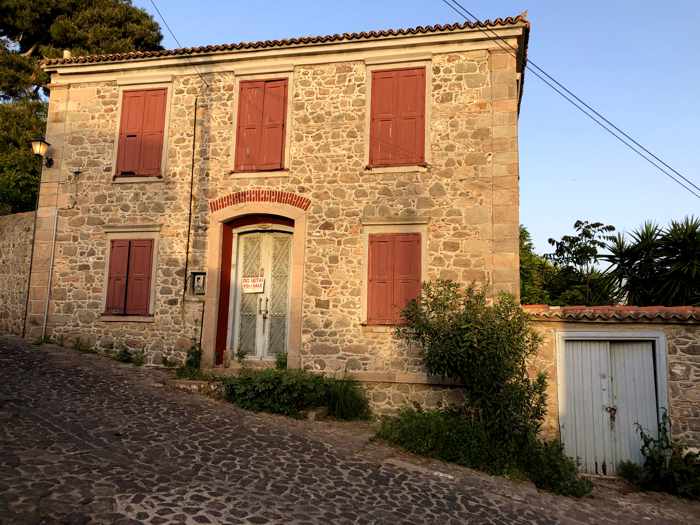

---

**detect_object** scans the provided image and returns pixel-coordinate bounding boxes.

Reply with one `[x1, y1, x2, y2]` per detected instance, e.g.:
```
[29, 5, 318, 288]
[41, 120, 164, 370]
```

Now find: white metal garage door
[559, 340, 659, 475]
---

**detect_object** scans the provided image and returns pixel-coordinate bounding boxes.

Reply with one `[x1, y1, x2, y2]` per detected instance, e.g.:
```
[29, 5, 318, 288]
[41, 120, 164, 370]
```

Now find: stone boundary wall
[0, 212, 35, 335]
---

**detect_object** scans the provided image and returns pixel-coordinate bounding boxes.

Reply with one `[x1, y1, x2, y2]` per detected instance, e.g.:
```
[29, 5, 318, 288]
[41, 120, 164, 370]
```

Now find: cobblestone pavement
[1, 337, 699, 524]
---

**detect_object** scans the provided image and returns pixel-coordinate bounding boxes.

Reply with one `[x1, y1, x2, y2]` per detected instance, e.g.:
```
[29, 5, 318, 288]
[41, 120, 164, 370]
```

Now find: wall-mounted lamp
[30, 137, 53, 167]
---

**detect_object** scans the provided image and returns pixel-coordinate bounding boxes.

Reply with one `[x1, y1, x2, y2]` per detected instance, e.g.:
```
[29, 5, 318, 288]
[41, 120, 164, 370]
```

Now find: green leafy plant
[235, 345, 248, 366]
[378, 408, 591, 497]
[130, 349, 145, 367]
[398, 282, 547, 455]
[325, 377, 370, 420]
[619, 412, 700, 499]
[115, 345, 132, 363]
[390, 281, 591, 496]
[176, 345, 203, 379]
[275, 352, 288, 370]
[222, 369, 370, 420]
[224, 369, 327, 418]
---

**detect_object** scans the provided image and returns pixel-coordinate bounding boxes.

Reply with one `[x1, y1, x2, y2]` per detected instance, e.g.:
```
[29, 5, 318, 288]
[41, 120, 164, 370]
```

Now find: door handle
[605, 405, 617, 430]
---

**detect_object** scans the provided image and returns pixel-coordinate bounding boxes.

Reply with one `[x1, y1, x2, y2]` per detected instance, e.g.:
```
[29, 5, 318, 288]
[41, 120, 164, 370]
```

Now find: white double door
[232, 230, 292, 360]
[559, 340, 660, 475]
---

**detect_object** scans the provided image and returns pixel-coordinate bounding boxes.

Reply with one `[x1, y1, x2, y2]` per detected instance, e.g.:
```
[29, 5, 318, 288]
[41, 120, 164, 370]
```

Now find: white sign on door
[241, 276, 265, 293]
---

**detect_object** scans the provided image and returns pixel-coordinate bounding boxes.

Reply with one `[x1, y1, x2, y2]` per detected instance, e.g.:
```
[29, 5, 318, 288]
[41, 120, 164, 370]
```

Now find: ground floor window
[367, 232, 421, 325]
[105, 239, 154, 316]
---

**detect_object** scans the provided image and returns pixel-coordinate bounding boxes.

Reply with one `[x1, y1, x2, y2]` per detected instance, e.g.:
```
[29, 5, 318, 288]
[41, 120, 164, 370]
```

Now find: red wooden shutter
[234, 81, 265, 171]
[369, 70, 396, 166]
[116, 89, 166, 177]
[369, 68, 425, 166]
[393, 233, 422, 322]
[116, 91, 146, 176]
[105, 240, 129, 314]
[138, 89, 167, 177]
[125, 239, 153, 315]
[258, 79, 287, 170]
[367, 234, 395, 324]
[396, 69, 425, 165]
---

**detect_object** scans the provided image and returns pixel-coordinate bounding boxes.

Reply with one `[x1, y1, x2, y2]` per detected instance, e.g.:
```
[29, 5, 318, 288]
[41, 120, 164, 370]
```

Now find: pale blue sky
[134, 0, 699, 253]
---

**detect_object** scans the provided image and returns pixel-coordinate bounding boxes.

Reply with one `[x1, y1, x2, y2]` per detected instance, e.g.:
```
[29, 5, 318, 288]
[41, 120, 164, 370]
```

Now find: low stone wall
[0, 212, 35, 335]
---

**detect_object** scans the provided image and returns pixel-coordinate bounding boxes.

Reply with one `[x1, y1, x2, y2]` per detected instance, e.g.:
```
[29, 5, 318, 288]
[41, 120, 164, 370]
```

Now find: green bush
[377, 409, 491, 469]
[222, 369, 370, 420]
[115, 346, 132, 363]
[275, 352, 288, 370]
[326, 377, 370, 420]
[224, 369, 327, 417]
[523, 440, 593, 497]
[619, 413, 700, 499]
[378, 408, 591, 497]
[397, 282, 547, 452]
[176, 346, 202, 378]
[388, 281, 591, 497]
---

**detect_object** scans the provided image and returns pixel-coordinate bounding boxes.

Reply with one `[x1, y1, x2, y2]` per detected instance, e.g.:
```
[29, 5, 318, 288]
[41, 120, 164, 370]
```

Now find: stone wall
[0, 212, 34, 335]
[33, 45, 521, 373]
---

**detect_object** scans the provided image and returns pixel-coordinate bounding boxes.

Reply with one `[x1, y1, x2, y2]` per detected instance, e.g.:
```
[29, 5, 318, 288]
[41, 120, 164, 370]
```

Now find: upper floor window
[105, 239, 154, 316]
[369, 67, 426, 167]
[116, 88, 167, 177]
[234, 79, 288, 172]
[367, 233, 421, 325]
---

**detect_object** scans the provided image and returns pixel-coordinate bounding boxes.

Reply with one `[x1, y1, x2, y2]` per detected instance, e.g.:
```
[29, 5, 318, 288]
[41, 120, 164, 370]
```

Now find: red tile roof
[43, 15, 529, 66]
[523, 305, 700, 324]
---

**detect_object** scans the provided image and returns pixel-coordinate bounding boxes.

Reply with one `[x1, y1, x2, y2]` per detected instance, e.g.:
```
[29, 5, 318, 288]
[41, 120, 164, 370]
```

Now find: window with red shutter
[104, 239, 155, 316]
[369, 68, 425, 167]
[234, 79, 288, 172]
[367, 233, 421, 325]
[116, 88, 167, 177]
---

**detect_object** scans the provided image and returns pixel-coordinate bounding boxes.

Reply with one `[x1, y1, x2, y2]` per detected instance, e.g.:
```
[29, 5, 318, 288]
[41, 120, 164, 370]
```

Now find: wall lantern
[191, 271, 206, 295]
[30, 137, 53, 167]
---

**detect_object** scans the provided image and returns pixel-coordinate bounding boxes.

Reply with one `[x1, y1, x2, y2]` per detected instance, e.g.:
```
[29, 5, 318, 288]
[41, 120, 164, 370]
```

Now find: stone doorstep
[169, 379, 225, 399]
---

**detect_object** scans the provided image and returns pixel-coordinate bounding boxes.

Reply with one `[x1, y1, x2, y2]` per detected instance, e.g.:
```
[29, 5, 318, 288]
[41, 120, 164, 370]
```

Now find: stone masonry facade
[29, 19, 526, 380]
[0, 211, 34, 335]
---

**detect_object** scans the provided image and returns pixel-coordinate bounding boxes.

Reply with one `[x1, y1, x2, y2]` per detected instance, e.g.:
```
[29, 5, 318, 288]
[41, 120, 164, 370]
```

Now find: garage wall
[0, 211, 35, 336]
[530, 317, 700, 447]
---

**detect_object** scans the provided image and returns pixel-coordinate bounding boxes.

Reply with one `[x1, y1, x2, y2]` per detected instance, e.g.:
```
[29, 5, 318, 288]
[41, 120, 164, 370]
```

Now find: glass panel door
[233, 231, 292, 359]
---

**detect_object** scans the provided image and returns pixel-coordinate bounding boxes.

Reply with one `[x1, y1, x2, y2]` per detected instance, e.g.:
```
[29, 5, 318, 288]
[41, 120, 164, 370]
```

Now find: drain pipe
[182, 96, 199, 307]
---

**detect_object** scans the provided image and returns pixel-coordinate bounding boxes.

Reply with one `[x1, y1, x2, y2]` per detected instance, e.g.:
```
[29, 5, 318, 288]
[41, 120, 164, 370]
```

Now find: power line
[149, 0, 210, 87]
[440, 0, 700, 199]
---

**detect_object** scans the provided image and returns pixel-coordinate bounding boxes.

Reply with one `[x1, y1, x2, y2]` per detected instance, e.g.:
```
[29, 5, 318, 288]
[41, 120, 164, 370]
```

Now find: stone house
[28, 16, 528, 396]
[4, 12, 699, 471]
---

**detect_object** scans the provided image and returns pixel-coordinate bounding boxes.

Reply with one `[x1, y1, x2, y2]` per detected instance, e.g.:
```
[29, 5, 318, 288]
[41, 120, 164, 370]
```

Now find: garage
[557, 333, 669, 475]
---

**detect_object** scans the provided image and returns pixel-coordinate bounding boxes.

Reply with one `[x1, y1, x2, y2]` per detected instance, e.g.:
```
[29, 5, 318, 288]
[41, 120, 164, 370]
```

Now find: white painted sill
[360, 324, 398, 333]
[100, 315, 155, 323]
[364, 165, 429, 174]
[112, 176, 164, 185]
[228, 169, 289, 179]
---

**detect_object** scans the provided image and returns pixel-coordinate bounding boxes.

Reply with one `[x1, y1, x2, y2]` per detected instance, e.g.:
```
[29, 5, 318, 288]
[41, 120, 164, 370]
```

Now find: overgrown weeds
[618, 412, 700, 500]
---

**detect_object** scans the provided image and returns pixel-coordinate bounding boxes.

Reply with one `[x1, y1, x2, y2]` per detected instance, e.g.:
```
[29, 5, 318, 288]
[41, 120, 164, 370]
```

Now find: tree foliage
[605, 217, 700, 306]
[0, 0, 162, 213]
[521, 218, 699, 307]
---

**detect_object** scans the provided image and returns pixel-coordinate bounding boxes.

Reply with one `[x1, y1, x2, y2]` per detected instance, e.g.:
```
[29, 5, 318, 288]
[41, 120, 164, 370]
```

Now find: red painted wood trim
[215, 222, 234, 365]
[208, 190, 310, 213]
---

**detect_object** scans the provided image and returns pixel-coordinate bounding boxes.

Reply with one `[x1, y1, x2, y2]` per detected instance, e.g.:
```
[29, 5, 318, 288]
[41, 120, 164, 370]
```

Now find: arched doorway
[202, 194, 308, 370]
[215, 214, 294, 365]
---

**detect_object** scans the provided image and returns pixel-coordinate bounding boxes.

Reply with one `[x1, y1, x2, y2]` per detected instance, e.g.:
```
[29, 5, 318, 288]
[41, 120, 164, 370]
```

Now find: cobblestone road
[1, 337, 698, 524]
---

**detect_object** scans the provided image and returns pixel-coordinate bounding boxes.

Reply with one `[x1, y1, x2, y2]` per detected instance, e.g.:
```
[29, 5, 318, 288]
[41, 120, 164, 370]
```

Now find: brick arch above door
[209, 189, 311, 213]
